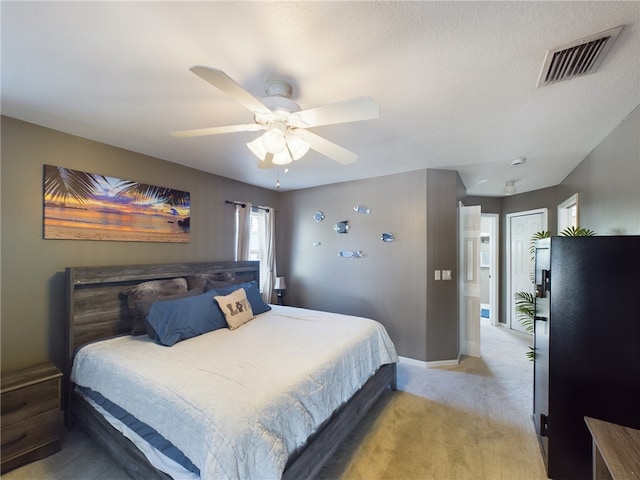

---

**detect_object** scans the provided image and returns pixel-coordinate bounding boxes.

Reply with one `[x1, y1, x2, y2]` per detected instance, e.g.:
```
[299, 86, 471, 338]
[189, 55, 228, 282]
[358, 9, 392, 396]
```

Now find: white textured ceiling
[2, 1, 639, 195]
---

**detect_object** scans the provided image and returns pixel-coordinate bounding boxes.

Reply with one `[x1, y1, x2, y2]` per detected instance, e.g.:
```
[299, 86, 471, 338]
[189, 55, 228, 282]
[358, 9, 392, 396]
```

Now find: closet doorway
[506, 209, 548, 333]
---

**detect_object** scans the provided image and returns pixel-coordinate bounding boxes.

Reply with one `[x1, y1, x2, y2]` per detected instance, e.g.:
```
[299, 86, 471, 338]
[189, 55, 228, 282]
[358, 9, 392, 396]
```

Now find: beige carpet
[318, 322, 547, 480]
[2, 322, 547, 480]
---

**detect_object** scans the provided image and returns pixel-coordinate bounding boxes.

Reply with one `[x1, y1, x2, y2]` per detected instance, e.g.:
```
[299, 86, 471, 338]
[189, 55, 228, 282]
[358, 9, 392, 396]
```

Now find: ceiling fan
[170, 66, 379, 168]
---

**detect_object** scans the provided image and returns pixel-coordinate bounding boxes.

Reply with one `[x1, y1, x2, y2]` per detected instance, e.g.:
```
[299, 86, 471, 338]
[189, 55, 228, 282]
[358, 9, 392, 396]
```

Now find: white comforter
[71, 305, 398, 480]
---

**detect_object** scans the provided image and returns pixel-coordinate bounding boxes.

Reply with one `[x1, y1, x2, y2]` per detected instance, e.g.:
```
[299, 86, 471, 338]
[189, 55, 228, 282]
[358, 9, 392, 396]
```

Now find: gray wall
[466, 105, 640, 325]
[279, 171, 429, 361]
[558, 106, 639, 235]
[2, 116, 463, 371]
[426, 169, 462, 361]
[1, 116, 279, 371]
[3, 103, 636, 371]
[278, 169, 461, 362]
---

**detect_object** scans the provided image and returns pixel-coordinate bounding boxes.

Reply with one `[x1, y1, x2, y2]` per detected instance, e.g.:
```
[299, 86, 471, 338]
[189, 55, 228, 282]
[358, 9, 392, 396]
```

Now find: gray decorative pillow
[187, 272, 238, 292]
[123, 278, 189, 335]
[186, 274, 208, 290]
[207, 273, 236, 290]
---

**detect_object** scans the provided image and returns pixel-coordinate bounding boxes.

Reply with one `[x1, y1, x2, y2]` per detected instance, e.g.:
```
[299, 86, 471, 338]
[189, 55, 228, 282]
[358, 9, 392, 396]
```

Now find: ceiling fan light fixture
[247, 133, 308, 165]
[286, 133, 310, 160]
[262, 126, 287, 154]
[271, 150, 293, 166]
[247, 137, 268, 160]
[175, 67, 377, 169]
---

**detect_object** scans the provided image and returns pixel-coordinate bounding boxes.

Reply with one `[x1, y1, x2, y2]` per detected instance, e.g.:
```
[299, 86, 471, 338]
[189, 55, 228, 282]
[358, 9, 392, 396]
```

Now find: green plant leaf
[516, 225, 596, 362]
[559, 226, 597, 237]
[515, 291, 535, 334]
[515, 290, 536, 361]
[528, 230, 551, 258]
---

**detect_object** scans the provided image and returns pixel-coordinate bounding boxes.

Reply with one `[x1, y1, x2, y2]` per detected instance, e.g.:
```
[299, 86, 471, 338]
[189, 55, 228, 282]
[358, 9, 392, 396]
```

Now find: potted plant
[515, 227, 596, 360]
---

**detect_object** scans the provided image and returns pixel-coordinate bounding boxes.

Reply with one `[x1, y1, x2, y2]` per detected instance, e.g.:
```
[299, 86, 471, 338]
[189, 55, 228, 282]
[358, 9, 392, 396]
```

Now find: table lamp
[274, 277, 287, 305]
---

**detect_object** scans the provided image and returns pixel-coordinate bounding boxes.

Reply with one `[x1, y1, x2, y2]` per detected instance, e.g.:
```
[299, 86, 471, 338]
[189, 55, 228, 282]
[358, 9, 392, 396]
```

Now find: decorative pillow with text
[214, 288, 254, 330]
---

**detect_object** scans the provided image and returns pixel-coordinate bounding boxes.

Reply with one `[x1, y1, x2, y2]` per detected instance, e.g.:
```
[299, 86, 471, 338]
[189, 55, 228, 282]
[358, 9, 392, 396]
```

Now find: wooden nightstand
[1, 361, 63, 474]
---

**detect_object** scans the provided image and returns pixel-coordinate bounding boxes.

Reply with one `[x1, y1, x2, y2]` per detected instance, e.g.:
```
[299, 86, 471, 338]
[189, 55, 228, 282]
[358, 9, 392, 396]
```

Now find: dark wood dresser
[533, 237, 640, 479]
[1, 361, 63, 474]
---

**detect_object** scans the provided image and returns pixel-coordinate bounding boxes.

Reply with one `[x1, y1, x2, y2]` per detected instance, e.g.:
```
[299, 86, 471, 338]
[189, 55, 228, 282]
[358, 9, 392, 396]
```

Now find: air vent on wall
[536, 26, 624, 88]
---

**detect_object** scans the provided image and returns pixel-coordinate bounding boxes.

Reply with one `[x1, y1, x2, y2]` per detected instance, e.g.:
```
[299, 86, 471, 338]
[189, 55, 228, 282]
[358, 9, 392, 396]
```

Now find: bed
[64, 261, 398, 480]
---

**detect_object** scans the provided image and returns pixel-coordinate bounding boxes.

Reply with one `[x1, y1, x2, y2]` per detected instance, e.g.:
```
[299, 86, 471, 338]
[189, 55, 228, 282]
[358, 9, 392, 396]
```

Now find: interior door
[481, 214, 499, 326]
[508, 210, 545, 333]
[459, 203, 481, 357]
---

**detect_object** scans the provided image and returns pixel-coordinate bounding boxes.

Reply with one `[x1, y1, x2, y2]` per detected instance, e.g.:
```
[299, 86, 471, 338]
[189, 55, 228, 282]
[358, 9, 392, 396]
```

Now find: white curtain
[234, 202, 251, 261]
[261, 207, 276, 303]
[234, 201, 277, 303]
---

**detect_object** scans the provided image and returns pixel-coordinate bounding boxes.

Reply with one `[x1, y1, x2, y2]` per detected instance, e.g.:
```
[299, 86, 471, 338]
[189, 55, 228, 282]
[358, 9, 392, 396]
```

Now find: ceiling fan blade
[294, 97, 379, 128]
[170, 124, 263, 138]
[296, 130, 358, 165]
[190, 66, 272, 115]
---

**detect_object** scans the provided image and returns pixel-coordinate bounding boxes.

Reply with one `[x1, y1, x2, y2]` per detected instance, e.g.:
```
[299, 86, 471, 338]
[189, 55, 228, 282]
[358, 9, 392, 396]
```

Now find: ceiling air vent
[536, 26, 624, 88]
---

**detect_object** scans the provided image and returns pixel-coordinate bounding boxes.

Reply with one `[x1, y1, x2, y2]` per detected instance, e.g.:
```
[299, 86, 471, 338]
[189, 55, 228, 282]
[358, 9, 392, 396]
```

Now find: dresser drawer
[1, 361, 63, 473]
[0, 409, 60, 461]
[1, 379, 60, 426]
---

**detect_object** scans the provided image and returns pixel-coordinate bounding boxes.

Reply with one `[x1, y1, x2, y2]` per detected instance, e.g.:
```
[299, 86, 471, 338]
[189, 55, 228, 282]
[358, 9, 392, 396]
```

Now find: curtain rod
[225, 200, 270, 213]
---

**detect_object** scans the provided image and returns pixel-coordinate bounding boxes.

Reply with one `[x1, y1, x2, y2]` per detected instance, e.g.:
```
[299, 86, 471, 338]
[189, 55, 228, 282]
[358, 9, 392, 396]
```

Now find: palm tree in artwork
[44, 165, 190, 206]
[116, 180, 191, 227]
[116, 180, 190, 206]
[43, 165, 106, 205]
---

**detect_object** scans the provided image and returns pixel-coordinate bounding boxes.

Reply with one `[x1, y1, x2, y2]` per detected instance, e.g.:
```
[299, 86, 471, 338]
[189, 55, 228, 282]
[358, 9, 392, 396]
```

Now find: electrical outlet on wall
[442, 270, 452, 280]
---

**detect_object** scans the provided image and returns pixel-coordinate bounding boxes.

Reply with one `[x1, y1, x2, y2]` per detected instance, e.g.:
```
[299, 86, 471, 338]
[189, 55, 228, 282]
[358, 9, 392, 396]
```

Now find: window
[558, 193, 579, 233]
[248, 207, 269, 291]
[234, 203, 275, 299]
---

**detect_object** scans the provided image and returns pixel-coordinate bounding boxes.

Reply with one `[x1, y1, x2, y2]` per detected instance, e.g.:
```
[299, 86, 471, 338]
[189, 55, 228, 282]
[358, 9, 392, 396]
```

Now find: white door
[481, 214, 499, 326]
[459, 203, 481, 357]
[507, 209, 547, 333]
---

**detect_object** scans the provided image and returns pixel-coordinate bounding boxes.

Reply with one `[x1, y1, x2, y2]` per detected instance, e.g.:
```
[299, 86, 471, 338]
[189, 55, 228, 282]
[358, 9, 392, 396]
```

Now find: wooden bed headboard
[64, 260, 259, 402]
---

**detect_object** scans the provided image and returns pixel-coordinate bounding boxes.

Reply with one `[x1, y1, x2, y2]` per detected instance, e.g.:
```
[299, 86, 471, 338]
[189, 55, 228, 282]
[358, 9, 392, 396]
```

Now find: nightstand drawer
[1, 361, 63, 473]
[1, 379, 60, 426]
[0, 409, 60, 461]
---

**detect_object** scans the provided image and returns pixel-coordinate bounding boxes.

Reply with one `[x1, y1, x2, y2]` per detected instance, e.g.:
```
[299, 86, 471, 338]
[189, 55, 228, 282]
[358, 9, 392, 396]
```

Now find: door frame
[557, 193, 579, 232]
[506, 208, 548, 331]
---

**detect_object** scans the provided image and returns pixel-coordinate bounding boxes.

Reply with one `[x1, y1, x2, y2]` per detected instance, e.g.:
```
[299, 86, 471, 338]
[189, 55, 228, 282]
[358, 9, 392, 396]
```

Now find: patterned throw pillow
[214, 288, 254, 330]
[211, 280, 271, 315]
[123, 278, 188, 335]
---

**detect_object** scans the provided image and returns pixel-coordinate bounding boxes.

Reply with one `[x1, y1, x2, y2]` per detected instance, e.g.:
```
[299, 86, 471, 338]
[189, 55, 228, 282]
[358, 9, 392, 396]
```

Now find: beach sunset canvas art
[43, 165, 190, 242]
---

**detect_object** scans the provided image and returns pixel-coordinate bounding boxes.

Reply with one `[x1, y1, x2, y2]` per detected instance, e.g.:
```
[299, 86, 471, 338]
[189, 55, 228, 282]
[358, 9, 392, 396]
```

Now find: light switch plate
[434, 270, 441, 280]
[442, 270, 452, 280]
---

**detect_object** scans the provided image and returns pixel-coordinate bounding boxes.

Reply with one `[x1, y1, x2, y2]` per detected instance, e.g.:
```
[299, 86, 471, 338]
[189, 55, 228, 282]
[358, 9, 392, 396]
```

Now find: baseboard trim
[398, 356, 427, 368]
[425, 358, 460, 368]
[399, 356, 460, 369]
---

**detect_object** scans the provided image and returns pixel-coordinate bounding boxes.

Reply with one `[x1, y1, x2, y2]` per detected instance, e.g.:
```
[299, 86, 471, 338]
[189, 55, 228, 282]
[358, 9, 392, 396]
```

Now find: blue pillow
[145, 291, 228, 346]
[211, 280, 271, 315]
